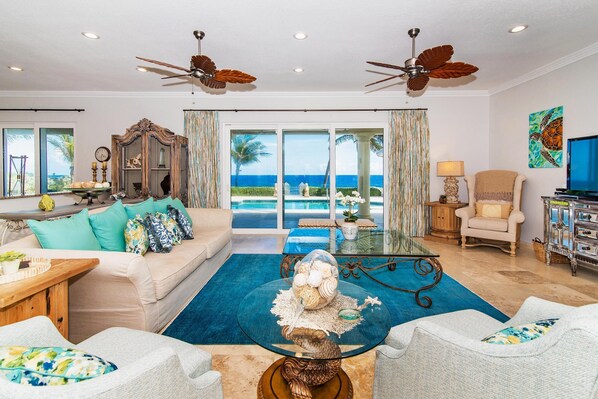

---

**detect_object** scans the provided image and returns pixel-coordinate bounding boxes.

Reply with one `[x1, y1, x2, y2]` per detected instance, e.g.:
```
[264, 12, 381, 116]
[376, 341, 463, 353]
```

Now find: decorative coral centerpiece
[292, 249, 339, 310]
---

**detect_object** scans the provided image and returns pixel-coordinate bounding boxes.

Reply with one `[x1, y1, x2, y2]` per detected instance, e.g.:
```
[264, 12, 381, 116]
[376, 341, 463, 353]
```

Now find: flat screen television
[566, 134, 598, 197]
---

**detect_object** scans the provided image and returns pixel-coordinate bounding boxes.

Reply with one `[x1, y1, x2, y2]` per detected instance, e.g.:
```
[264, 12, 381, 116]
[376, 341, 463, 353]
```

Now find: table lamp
[437, 161, 464, 203]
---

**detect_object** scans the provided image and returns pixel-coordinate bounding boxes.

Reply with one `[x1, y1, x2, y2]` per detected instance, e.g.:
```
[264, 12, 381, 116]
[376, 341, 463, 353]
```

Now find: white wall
[0, 91, 489, 217]
[489, 54, 598, 243]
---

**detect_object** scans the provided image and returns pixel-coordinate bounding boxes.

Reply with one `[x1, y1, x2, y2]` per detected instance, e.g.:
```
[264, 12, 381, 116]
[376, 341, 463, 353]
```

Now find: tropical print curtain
[388, 110, 430, 236]
[183, 111, 220, 208]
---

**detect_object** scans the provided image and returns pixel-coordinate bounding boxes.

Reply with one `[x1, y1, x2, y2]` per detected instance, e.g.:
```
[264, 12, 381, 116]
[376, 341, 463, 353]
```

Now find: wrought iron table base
[281, 255, 443, 308]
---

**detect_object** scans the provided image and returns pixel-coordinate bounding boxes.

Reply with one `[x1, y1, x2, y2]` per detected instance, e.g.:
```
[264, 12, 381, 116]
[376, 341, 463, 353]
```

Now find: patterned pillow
[168, 205, 194, 239]
[481, 318, 558, 344]
[124, 216, 149, 255]
[143, 213, 174, 253]
[156, 212, 183, 245]
[0, 346, 117, 386]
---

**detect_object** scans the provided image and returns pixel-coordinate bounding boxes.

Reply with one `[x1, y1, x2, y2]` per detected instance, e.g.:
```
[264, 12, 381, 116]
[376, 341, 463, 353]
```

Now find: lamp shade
[437, 161, 464, 177]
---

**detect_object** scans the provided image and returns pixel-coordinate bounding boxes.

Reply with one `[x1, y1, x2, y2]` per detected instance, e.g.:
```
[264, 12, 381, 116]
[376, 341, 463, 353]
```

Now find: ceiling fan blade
[192, 55, 217, 74]
[366, 61, 406, 71]
[365, 73, 406, 87]
[416, 45, 454, 70]
[214, 69, 256, 84]
[428, 62, 479, 79]
[407, 75, 430, 91]
[136, 57, 190, 72]
[161, 73, 192, 80]
[200, 76, 226, 89]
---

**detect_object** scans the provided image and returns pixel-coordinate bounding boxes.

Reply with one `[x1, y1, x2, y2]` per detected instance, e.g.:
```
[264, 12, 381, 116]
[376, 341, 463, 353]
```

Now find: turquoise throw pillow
[89, 201, 128, 252]
[481, 318, 558, 344]
[125, 198, 155, 219]
[154, 197, 175, 214]
[0, 346, 117, 386]
[27, 209, 101, 251]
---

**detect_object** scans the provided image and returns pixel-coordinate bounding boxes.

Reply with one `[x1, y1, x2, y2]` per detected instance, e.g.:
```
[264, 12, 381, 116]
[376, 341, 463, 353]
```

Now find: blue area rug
[163, 254, 507, 344]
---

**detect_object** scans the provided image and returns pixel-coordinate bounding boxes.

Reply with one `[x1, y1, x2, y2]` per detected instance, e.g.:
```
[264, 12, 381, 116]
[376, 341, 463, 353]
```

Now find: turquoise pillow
[481, 318, 558, 344]
[154, 197, 175, 213]
[0, 346, 117, 385]
[125, 198, 155, 219]
[27, 209, 101, 250]
[89, 201, 128, 252]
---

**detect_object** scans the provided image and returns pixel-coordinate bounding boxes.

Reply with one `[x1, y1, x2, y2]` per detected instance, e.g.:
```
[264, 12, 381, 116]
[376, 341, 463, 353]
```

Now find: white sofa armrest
[186, 208, 233, 231]
[507, 209, 525, 228]
[455, 206, 474, 222]
[0, 316, 71, 347]
[506, 296, 574, 326]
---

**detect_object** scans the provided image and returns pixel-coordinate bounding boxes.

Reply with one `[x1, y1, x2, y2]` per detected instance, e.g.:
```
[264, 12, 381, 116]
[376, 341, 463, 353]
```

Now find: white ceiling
[2, 0, 598, 94]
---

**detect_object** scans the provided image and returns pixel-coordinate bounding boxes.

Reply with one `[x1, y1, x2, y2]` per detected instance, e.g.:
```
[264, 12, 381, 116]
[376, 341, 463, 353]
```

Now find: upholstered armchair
[373, 297, 598, 399]
[0, 316, 223, 398]
[455, 170, 526, 256]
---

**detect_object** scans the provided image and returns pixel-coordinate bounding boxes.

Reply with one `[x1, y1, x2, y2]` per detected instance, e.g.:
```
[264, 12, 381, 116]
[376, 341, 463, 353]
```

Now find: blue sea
[231, 174, 383, 190]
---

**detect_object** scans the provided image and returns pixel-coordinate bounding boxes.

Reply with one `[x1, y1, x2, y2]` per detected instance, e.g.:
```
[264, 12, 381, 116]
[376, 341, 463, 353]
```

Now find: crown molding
[0, 89, 489, 99]
[489, 41, 598, 95]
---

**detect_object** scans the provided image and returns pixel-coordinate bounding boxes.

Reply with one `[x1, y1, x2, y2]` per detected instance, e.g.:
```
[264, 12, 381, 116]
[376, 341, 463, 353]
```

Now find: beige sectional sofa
[0, 207, 233, 343]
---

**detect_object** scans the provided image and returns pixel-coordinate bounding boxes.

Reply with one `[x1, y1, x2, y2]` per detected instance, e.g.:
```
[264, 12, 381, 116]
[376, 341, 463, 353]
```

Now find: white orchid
[335, 191, 366, 222]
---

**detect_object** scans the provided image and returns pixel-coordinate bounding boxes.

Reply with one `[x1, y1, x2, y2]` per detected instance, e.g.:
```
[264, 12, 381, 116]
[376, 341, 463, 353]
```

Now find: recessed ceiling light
[294, 67, 304, 73]
[509, 25, 528, 33]
[136, 67, 147, 72]
[8, 66, 24, 72]
[294, 32, 307, 40]
[82, 32, 100, 39]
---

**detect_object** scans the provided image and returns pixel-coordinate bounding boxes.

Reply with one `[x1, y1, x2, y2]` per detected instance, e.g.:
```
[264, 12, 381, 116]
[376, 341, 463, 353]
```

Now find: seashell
[307, 270, 323, 287]
[293, 273, 308, 287]
[94, 183, 104, 188]
[331, 267, 339, 279]
[318, 277, 338, 299]
[102, 182, 110, 188]
[318, 263, 333, 278]
[297, 262, 310, 274]
[298, 286, 320, 309]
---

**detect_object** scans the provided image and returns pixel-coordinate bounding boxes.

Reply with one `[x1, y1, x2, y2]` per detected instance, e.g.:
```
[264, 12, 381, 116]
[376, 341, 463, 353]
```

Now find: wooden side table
[425, 202, 468, 245]
[0, 258, 98, 338]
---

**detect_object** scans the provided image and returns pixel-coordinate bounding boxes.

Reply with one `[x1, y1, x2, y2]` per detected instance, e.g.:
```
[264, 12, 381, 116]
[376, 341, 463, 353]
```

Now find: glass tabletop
[283, 228, 438, 258]
[237, 279, 391, 360]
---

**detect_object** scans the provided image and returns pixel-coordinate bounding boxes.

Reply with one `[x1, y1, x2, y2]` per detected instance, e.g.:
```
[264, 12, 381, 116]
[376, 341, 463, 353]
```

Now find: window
[1, 124, 75, 197]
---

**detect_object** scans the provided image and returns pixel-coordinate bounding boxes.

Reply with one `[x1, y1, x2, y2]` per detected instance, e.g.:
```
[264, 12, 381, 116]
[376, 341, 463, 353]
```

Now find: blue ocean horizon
[231, 174, 383, 188]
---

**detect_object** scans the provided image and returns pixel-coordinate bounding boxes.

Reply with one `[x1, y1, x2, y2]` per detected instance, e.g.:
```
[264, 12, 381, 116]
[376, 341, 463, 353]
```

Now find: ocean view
[231, 174, 383, 188]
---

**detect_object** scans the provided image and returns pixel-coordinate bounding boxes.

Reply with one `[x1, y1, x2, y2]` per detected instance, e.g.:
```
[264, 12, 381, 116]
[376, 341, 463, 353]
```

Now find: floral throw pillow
[156, 212, 183, 245]
[143, 213, 174, 253]
[0, 346, 117, 386]
[124, 216, 149, 255]
[481, 318, 558, 344]
[167, 205, 194, 239]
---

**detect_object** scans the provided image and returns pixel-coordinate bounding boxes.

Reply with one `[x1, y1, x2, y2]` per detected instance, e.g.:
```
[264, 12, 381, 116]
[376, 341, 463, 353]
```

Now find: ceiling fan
[137, 30, 256, 89]
[366, 28, 478, 91]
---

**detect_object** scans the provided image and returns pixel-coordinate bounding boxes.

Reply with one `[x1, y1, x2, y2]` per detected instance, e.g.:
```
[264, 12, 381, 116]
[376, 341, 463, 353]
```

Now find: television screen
[567, 135, 598, 193]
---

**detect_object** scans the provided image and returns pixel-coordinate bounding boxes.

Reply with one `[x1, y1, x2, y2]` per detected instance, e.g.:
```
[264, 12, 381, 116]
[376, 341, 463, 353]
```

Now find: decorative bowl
[292, 249, 339, 310]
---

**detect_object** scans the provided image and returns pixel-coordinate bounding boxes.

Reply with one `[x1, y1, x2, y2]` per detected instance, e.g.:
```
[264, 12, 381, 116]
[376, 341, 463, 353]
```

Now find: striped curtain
[388, 110, 430, 236]
[183, 111, 220, 208]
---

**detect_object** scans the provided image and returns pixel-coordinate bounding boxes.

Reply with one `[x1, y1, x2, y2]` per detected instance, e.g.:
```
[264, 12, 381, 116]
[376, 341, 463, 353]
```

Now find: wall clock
[94, 146, 111, 162]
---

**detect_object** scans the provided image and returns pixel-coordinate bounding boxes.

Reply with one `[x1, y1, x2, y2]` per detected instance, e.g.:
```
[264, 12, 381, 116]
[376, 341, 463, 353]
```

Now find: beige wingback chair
[455, 170, 526, 256]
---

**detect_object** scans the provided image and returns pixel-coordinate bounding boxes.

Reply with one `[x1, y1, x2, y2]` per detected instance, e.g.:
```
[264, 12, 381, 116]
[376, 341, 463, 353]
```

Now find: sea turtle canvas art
[529, 106, 563, 168]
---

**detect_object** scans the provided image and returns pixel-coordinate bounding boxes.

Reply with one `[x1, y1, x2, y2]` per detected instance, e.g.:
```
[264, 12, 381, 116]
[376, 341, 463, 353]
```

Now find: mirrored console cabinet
[112, 119, 188, 202]
[543, 196, 598, 275]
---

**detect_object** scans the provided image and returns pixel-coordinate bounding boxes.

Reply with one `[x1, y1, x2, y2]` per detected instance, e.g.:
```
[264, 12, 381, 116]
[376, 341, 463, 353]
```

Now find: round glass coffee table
[238, 279, 391, 399]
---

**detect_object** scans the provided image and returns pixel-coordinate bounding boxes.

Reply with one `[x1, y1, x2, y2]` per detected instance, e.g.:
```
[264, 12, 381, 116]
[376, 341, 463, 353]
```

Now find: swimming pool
[231, 199, 383, 211]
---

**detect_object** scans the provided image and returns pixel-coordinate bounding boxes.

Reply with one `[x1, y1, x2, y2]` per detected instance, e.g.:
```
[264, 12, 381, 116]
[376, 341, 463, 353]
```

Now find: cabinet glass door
[149, 136, 171, 198]
[120, 136, 143, 198]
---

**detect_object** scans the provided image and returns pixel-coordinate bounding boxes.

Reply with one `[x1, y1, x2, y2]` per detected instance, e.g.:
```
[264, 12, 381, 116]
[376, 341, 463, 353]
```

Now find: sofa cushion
[89, 200, 128, 252]
[144, 243, 208, 300]
[125, 198, 155, 219]
[475, 202, 512, 219]
[143, 213, 174, 254]
[468, 216, 508, 232]
[157, 212, 183, 245]
[0, 346, 117, 385]
[481, 318, 558, 344]
[124, 217, 149, 255]
[193, 227, 233, 258]
[154, 197, 175, 214]
[168, 206, 194, 239]
[27, 209, 102, 251]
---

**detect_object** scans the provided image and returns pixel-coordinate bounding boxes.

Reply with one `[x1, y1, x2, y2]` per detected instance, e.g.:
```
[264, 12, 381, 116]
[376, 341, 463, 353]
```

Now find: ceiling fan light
[294, 67, 304, 73]
[8, 66, 24, 71]
[82, 32, 100, 39]
[293, 32, 307, 40]
[509, 25, 528, 33]
[136, 67, 147, 72]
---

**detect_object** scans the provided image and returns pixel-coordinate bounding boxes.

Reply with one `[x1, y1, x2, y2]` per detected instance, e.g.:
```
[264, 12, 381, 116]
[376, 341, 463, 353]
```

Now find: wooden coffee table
[0, 258, 99, 338]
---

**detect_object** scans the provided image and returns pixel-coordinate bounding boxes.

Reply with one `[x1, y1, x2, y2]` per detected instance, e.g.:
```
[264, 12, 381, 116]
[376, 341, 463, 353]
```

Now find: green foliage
[48, 175, 73, 192]
[231, 186, 275, 196]
[230, 135, 271, 186]
[335, 187, 382, 196]
[0, 251, 26, 262]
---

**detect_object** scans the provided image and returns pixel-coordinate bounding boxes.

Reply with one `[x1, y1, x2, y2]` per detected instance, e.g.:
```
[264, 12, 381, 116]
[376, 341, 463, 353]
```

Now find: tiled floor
[202, 234, 598, 399]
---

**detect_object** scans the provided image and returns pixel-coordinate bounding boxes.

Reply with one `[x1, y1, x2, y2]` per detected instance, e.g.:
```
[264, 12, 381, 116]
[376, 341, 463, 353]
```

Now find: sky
[4, 129, 72, 177]
[232, 132, 383, 176]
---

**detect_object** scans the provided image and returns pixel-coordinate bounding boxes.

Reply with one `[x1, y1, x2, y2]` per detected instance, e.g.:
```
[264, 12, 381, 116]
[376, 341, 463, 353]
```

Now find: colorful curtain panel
[183, 111, 220, 208]
[388, 110, 430, 236]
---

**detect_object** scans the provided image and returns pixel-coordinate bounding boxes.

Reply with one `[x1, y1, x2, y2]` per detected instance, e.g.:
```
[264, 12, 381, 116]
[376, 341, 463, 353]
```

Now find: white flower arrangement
[335, 191, 366, 222]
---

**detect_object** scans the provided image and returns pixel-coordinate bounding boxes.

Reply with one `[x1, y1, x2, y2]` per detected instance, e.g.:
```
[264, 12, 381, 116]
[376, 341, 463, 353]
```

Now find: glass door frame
[222, 122, 388, 235]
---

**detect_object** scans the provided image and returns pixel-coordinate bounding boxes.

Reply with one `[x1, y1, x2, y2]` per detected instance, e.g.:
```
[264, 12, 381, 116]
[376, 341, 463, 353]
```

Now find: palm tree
[231, 134, 271, 186]
[47, 134, 75, 178]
